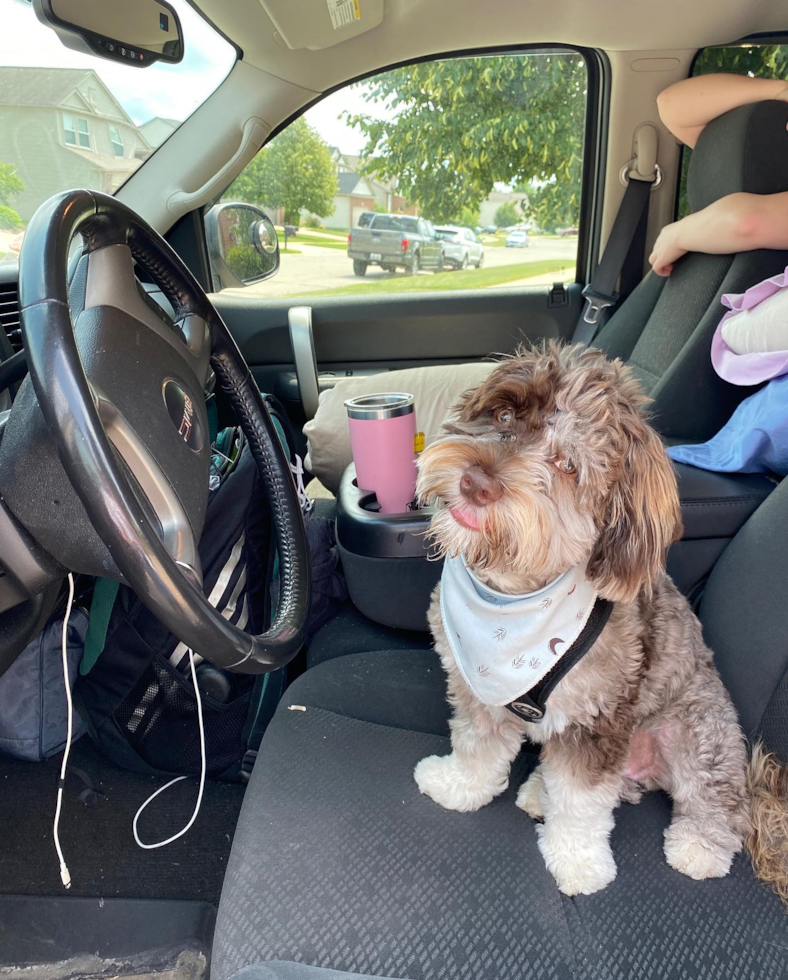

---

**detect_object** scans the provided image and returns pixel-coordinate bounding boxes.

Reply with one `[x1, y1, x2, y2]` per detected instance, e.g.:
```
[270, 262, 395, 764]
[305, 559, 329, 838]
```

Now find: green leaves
[226, 117, 338, 224]
[0, 162, 23, 211]
[346, 53, 587, 228]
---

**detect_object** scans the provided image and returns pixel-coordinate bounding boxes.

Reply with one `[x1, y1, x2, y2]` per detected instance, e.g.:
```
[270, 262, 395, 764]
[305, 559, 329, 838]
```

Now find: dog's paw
[535, 823, 617, 896]
[414, 754, 504, 812]
[664, 825, 734, 880]
[516, 768, 546, 819]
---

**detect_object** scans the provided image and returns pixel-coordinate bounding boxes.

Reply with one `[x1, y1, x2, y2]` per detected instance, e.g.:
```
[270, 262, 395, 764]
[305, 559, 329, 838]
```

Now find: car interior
[1, 0, 788, 978]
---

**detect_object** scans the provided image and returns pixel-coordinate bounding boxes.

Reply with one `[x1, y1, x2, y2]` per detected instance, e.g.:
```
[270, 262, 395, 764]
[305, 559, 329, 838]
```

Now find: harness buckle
[506, 695, 544, 723]
[581, 284, 619, 325]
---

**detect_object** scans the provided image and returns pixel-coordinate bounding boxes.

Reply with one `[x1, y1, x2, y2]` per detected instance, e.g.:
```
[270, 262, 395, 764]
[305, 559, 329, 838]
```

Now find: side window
[218, 50, 588, 296]
[677, 43, 788, 218]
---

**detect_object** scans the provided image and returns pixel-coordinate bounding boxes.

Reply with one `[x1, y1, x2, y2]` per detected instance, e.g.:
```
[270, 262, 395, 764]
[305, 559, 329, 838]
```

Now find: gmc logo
[178, 394, 194, 442]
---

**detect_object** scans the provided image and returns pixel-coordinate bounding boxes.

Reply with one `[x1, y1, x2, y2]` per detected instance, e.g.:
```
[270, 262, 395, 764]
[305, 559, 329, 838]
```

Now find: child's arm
[649, 191, 788, 276]
[657, 74, 788, 147]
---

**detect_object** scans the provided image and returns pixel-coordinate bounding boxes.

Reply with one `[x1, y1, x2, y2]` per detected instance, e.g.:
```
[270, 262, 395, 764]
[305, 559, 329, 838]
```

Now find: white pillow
[303, 362, 496, 495]
[721, 287, 788, 355]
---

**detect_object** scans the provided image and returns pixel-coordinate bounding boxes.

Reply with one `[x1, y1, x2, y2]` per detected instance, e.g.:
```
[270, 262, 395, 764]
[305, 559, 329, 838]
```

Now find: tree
[0, 161, 23, 229]
[453, 205, 481, 228]
[345, 53, 586, 227]
[494, 202, 518, 228]
[227, 117, 337, 225]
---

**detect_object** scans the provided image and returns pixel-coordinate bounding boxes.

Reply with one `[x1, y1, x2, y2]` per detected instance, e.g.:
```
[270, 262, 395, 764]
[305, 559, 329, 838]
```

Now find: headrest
[687, 99, 788, 213]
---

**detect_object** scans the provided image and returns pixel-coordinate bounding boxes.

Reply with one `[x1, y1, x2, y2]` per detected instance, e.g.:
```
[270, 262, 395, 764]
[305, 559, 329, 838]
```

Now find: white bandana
[440, 555, 598, 707]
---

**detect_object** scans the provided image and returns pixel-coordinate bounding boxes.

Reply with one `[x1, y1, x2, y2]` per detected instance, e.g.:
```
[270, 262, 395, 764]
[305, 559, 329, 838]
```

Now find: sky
[0, 0, 235, 124]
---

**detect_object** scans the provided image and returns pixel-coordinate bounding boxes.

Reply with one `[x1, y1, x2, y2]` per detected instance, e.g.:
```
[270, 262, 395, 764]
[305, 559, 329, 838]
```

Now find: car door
[201, 47, 601, 437]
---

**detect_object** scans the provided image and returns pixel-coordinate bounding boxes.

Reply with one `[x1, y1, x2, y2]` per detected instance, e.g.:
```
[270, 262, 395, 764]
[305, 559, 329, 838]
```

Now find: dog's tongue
[450, 505, 480, 530]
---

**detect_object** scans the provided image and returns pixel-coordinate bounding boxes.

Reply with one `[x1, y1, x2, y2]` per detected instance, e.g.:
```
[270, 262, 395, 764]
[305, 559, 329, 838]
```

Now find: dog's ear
[588, 414, 682, 603]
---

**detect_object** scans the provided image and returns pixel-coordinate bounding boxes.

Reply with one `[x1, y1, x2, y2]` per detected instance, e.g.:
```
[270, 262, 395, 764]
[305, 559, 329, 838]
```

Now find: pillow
[712, 265, 788, 385]
[303, 362, 496, 495]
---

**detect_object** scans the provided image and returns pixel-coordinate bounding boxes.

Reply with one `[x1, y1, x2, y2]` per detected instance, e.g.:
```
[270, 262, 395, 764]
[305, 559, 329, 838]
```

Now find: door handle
[288, 306, 320, 421]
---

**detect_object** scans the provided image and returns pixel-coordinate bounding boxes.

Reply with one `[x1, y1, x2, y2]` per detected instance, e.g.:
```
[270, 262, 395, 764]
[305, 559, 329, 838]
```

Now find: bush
[494, 202, 518, 228]
[0, 205, 21, 230]
[303, 215, 322, 228]
[225, 243, 263, 282]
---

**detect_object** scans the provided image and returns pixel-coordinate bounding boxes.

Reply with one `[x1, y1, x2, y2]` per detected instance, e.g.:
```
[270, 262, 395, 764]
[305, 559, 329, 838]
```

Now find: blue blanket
[669, 375, 788, 476]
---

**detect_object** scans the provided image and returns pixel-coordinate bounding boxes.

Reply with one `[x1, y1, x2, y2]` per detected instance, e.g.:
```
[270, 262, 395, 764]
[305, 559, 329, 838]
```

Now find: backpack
[75, 396, 300, 782]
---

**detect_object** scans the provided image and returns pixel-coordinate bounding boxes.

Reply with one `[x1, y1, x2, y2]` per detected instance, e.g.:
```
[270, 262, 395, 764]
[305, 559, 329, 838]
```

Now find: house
[0, 67, 152, 221]
[302, 147, 417, 229]
[478, 189, 528, 228]
[139, 117, 180, 150]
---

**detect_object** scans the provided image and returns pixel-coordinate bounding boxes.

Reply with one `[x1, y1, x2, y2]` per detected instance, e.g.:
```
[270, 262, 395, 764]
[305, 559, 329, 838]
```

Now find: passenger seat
[596, 99, 788, 443]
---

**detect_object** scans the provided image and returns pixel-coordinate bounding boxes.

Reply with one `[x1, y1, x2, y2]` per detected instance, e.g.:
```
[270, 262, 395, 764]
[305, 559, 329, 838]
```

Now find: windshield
[0, 0, 235, 261]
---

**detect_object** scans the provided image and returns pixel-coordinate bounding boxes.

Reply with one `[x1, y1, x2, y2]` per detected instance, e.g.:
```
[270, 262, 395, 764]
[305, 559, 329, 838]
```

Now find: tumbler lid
[344, 392, 415, 420]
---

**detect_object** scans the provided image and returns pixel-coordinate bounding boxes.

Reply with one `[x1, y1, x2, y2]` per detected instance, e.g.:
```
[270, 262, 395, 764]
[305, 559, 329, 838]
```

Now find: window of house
[109, 125, 124, 158]
[677, 42, 788, 218]
[219, 50, 589, 299]
[63, 114, 90, 149]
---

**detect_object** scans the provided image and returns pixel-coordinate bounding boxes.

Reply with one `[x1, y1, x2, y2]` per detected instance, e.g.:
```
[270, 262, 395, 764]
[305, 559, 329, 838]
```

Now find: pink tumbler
[345, 393, 418, 514]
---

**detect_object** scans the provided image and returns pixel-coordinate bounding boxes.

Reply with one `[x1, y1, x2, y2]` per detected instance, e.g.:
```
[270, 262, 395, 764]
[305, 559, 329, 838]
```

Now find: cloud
[0, 0, 235, 124]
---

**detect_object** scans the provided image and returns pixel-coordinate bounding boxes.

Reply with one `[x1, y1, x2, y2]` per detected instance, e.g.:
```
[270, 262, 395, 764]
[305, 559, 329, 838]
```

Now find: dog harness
[440, 555, 613, 722]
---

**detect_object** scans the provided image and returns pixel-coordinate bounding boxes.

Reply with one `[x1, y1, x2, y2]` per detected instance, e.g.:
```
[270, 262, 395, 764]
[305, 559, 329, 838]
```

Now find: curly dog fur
[413, 342, 787, 898]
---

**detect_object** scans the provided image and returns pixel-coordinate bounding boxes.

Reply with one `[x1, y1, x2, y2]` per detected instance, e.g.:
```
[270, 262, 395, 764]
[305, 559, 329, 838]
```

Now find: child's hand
[649, 221, 687, 276]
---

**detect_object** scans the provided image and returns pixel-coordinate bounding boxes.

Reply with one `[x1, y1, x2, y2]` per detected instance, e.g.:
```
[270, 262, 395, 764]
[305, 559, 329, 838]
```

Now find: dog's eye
[496, 408, 514, 424]
[554, 458, 576, 475]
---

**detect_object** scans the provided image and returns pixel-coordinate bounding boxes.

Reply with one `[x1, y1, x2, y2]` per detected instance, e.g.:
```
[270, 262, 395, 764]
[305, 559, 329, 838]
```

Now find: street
[238, 234, 578, 299]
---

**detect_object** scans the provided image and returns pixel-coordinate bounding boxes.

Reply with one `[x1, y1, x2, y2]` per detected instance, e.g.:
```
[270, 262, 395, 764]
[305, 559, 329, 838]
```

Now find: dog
[414, 342, 785, 898]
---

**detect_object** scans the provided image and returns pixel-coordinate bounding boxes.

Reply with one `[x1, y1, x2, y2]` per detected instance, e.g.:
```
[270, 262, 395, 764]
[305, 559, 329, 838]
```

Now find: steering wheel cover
[18, 189, 310, 672]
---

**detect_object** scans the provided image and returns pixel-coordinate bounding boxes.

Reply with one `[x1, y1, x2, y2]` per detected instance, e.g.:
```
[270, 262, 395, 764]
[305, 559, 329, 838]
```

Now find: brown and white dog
[414, 342, 786, 898]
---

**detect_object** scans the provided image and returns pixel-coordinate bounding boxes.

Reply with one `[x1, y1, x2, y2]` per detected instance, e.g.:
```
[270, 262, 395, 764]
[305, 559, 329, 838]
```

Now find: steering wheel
[0, 190, 310, 673]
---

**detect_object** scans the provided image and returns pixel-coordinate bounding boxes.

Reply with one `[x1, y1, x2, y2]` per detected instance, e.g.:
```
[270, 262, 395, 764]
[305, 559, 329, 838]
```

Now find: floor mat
[0, 738, 244, 903]
[0, 894, 215, 979]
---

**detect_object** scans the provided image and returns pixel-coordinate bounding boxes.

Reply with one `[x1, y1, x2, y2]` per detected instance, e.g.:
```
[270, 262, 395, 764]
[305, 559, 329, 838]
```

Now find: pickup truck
[347, 214, 445, 276]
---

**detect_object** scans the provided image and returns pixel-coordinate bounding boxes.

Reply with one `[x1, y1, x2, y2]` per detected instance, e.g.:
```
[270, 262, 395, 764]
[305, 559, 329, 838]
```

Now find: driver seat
[212, 477, 788, 980]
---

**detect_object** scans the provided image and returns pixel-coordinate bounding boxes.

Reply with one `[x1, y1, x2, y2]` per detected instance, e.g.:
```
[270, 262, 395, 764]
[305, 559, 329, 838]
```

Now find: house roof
[337, 171, 361, 195]
[0, 66, 135, 125]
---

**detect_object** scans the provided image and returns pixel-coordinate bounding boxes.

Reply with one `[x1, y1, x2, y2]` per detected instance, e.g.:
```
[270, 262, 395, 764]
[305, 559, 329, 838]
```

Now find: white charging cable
[132, 647, 206, 850]
[54, 572, 76, 889]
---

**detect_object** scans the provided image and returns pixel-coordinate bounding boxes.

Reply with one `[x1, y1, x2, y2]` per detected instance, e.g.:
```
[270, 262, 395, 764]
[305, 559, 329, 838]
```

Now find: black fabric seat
[597, 99, 788, 444]
[213, 477, 788, 980]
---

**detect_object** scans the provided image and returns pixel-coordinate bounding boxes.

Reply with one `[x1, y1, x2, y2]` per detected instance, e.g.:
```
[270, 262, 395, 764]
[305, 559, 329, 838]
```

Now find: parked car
[557, 226, 580, 236]
[434, 225, 485, 269]
[347, 213, 445, 275]
[506, 229, 530, 248]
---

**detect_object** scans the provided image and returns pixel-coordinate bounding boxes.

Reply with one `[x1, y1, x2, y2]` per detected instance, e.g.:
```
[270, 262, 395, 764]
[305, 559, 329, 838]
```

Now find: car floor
[0, 600, 430, 905]
[0, 737, 244, 903]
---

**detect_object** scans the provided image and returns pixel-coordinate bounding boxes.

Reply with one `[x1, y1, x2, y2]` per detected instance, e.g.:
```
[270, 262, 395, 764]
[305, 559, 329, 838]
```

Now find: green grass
[278, 247, 302, 255]
[289, 235, 347, 250]
[295, 259, 574, 297]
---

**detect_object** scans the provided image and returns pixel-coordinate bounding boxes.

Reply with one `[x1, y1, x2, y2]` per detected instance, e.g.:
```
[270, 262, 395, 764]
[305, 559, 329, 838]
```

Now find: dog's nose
[459, 465, 503, 507]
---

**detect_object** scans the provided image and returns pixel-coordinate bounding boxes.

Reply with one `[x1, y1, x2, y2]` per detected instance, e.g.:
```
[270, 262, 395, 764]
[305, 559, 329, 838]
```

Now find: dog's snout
[460, 465, 503, 507]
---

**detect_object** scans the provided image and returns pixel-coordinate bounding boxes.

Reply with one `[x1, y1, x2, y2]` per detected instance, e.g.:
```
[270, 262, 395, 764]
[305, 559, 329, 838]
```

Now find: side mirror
[204, 203, 280, 292]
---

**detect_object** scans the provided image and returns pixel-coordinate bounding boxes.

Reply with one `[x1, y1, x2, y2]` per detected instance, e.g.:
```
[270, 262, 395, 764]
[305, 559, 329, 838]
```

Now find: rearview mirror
[33, 0, 183, 67]
[205, 203, 280, 292]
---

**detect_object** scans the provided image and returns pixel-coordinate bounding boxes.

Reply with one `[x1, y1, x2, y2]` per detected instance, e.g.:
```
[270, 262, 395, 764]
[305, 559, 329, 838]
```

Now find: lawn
[296, 259, 575, 298]
[288, 235, 347, 250]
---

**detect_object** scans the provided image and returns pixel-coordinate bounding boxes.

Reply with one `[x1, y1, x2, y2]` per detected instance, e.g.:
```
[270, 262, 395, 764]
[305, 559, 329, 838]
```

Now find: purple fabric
[712, 266, 788, 385]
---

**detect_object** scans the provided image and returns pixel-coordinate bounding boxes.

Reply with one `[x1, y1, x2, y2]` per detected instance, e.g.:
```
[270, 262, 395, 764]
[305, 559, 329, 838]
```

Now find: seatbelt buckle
[581, 284, 619, 326]
[239, 749, 258, 784]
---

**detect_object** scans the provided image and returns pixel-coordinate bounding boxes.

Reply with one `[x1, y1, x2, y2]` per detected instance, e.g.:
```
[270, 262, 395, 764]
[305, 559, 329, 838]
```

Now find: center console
[335, 461, 775, 632]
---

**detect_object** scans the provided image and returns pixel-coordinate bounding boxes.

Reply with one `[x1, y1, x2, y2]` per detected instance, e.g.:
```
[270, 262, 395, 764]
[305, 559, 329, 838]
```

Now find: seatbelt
[572, 176, 652, 347]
